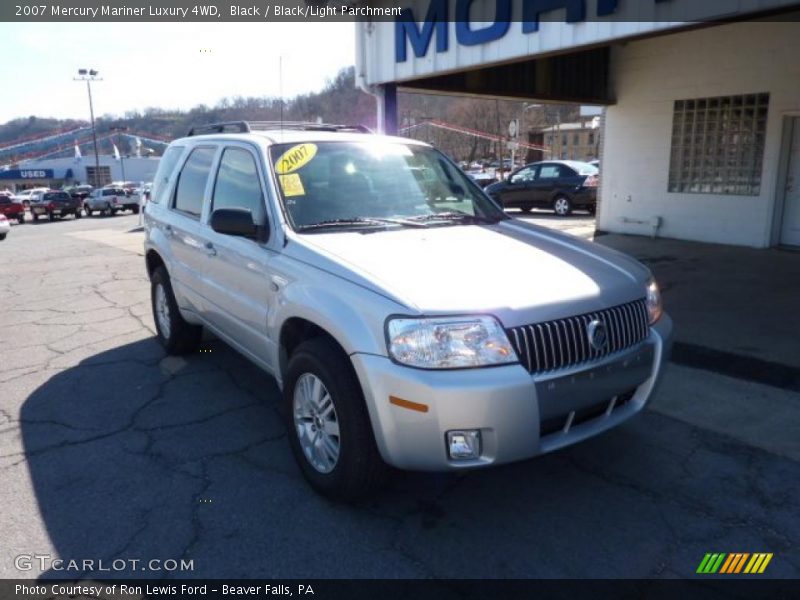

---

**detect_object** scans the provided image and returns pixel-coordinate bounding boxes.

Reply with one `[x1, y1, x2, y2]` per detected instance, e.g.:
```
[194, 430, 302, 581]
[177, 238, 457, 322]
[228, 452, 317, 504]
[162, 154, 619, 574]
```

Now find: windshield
[269, 141, 507, 232]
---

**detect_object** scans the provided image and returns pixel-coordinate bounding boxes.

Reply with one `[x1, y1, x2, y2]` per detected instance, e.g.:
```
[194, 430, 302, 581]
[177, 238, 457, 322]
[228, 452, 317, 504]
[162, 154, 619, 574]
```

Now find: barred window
[668, 93, 769, 195]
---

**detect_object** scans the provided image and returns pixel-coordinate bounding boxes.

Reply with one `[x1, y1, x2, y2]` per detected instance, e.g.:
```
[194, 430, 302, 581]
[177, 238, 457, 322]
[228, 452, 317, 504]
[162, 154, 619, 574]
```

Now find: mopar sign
[0, 169, 54, 180]
[396, 0, 672, 61]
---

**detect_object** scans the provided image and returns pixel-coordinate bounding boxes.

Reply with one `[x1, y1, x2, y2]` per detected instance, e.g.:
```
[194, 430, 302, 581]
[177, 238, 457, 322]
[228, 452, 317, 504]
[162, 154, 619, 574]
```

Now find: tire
[48, 212, 55, 222]
[85, 204, 93, 216]
[132, 205, 140, 215]
[519, 206, 533, 213]
[587, 205, 596, 216]
[0, 233, 6, 240]
[104, 204, 112, 217]
[553, 195, 573, 217]
[32, 214, 39, 222]
[150, 266, 202, 355]
[75, 209, 82, 219]
[16, 215, 24, 224]
[284, 338, 388, 501]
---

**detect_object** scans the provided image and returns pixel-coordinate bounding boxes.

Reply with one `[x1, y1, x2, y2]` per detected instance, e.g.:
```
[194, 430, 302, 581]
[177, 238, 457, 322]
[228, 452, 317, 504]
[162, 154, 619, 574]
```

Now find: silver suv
[143, 121, 672, 500]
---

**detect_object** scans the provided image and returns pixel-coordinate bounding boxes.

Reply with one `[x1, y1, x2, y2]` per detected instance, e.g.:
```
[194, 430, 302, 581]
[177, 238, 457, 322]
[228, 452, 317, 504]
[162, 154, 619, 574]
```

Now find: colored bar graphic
[700, 552, 774, 575]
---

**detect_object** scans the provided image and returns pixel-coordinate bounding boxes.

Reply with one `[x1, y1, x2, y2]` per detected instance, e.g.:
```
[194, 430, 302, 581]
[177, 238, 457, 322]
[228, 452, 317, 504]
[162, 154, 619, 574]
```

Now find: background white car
[0, 214, 10, 240]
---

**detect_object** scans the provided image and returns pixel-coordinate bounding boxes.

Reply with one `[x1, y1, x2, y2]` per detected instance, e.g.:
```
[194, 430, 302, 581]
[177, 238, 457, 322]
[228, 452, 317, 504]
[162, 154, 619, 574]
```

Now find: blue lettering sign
[396, 0, 448, 62]
[455, 0, 511, 46]
[522, 0, 585, 34]
[395, 0, 673, 62]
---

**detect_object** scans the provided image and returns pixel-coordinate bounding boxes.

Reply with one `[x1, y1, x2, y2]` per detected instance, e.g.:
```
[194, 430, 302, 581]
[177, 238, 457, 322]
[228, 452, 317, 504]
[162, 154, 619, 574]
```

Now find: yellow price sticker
[279, 173, 306, 197]
[274, 143, 317, 174]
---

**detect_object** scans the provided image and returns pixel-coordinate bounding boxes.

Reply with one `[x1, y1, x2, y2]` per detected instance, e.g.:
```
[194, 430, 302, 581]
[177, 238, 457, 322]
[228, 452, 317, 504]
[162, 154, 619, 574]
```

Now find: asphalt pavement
[0, 213, 797, 579]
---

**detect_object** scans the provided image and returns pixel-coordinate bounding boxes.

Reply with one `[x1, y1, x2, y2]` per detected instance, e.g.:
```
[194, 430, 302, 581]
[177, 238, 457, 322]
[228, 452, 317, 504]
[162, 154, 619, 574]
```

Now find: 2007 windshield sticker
[279, 173, 306, 197]
[275, 143, 317, 174]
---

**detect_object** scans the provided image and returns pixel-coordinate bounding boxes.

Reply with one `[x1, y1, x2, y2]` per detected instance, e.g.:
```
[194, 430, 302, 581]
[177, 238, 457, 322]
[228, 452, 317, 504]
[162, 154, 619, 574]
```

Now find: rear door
[201, 144, 278, 369]
[531, 163, 567, 206]
[166, 145, 217, 316]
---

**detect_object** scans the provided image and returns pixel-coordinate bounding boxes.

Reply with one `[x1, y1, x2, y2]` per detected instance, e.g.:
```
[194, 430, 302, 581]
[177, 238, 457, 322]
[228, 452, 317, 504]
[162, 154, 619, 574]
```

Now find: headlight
[386, 316, 517, 369]
[646, 278, 663, 325]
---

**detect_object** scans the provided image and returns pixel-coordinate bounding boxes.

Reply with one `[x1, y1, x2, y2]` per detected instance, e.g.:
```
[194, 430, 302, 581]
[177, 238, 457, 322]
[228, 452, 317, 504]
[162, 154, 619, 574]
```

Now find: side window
[173, 147, 215, 218]
[151, 145, 185, 205]
[511, 166, 536, 183]
[538, 165, 561, 179]
[211, 147, 265, 223]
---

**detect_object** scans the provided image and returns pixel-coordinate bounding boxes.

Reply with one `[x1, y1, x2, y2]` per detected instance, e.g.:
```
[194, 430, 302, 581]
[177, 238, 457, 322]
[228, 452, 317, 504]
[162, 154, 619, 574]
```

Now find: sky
[0, 22, 356, 122]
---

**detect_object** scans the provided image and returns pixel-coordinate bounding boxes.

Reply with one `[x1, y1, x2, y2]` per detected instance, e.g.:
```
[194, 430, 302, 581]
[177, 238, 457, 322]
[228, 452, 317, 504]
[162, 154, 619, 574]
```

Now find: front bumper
[351, 314, 672, 471]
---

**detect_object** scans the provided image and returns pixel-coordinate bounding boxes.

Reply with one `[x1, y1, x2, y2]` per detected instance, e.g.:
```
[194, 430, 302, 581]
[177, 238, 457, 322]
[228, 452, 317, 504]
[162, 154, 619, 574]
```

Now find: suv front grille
[507, 298, 649, 374]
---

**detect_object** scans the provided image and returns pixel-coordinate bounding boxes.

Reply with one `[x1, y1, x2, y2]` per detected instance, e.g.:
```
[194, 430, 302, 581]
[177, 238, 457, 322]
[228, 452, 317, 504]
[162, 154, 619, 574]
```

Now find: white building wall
[598, 21, 800, 248]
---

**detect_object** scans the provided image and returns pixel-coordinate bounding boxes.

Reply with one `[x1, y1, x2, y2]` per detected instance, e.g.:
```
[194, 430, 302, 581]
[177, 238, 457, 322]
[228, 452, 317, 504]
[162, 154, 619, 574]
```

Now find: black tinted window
[0, 198, 10, 204]
[173, 147, 215, 217]
[212, 148, 264, 221]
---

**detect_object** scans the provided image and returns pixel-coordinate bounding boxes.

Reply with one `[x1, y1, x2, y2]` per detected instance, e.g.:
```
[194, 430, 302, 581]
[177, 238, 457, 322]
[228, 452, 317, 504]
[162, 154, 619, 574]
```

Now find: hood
[293, 221, 651, 325]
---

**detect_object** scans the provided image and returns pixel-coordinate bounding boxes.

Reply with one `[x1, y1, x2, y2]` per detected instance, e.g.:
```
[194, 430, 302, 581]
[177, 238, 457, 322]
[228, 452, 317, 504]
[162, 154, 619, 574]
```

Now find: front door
[202, 145, 277, 369]
[780, 117, 800, 246]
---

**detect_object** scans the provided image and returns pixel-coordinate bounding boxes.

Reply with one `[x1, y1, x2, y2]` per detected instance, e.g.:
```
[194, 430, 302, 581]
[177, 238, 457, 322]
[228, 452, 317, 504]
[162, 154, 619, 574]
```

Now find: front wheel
[150, 266, 202, 355]
[103, 204, 112, 217]
[85, 204, 93, 216]
[75, 209, 82, 219]
[48, 212, 55, 222]
[553, 195, 573, 217]
[284, 338, 388, 501]
[132, 205, 140, 215]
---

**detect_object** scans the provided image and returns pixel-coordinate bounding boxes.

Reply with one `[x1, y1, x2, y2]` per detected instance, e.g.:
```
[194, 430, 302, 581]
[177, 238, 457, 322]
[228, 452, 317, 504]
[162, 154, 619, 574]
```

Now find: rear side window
[173, 147, 215, 218]
[151, 145, 185, 205]
[211, 147, 265, 222]
[538, 165, 563, 179]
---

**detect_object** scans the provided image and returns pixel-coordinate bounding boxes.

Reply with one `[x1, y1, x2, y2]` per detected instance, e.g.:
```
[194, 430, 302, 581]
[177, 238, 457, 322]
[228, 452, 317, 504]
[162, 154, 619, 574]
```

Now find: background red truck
[0, 192, 25, 224]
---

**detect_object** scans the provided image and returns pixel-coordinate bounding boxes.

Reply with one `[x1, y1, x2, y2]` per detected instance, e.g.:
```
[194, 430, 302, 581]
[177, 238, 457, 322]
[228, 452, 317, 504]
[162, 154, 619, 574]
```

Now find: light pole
[74, 69, 102, 186]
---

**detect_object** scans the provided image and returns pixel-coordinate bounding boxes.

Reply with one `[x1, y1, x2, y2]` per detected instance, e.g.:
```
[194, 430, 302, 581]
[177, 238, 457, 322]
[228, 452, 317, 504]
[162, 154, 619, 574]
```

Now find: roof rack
[186, 120, 372, 137]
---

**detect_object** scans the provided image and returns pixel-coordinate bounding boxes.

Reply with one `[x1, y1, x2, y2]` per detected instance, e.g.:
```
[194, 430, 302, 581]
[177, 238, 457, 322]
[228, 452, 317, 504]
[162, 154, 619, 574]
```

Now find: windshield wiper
[406, 212, 505, 225]
[295, 217, 427, 232]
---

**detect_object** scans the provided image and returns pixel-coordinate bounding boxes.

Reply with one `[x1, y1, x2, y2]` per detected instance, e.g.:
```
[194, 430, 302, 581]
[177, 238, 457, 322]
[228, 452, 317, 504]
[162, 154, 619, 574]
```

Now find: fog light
[447, 430, 481, 460]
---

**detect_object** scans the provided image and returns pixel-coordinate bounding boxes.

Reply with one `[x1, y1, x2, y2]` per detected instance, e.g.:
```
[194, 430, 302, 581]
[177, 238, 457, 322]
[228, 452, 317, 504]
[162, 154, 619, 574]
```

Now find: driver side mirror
[210, 208, 266, 242]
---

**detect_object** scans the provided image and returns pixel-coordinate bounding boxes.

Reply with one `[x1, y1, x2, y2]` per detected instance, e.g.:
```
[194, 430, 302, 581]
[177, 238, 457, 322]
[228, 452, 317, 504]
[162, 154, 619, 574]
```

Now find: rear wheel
[284, 338, 388, 501]
[553, 195, 573, 217]
[0, 233, 6, 240]
[150, 266, 202, 355]
[132, 205, 140, 214]
[587, 205, 596, 216]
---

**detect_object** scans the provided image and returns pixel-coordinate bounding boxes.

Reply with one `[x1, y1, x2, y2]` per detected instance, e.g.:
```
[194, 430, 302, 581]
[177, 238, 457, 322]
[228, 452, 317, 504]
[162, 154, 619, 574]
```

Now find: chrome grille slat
[507, 299, 649, 374]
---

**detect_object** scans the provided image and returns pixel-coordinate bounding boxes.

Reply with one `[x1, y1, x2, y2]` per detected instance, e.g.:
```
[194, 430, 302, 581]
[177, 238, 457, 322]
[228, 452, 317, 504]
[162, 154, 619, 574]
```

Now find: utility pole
[74, 69, 102, 187]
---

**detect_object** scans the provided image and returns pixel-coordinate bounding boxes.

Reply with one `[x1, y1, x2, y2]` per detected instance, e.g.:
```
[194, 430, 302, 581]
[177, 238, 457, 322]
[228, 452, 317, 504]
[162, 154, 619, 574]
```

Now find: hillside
[0, 67, 580, 164]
